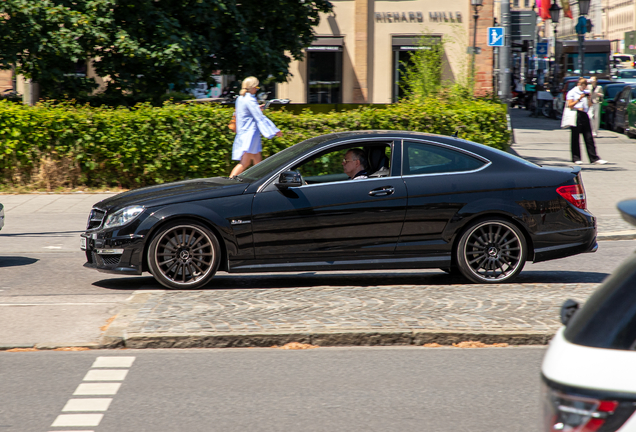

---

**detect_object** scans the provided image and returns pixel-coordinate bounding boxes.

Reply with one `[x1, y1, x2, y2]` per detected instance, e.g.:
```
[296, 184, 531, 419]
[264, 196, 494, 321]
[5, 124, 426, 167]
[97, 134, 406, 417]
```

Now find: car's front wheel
[456, 218, 527, 284]
[148, 221, 221, 289]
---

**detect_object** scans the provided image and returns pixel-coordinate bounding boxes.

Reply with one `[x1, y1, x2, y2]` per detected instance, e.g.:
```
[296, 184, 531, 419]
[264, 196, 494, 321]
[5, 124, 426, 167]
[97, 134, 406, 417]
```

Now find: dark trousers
[571, 111, 599, 163]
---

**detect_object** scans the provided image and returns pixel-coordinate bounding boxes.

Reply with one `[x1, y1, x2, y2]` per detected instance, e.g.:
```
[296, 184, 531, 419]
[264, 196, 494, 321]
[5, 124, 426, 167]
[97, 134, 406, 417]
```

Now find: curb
[97, 330, 555, 350]
[597, 230, 636, 241]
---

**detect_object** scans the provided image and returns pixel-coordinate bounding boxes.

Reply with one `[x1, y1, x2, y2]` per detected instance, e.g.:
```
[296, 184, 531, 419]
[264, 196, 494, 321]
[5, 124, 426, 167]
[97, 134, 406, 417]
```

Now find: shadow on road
[0, 230, 84, 237]
[92, 270, 608, 291]
[0, 256, 39, 268]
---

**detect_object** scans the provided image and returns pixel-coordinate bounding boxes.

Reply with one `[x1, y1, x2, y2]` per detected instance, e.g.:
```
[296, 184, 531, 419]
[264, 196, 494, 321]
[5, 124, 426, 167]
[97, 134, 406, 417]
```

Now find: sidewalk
[509, 108, 636, 239]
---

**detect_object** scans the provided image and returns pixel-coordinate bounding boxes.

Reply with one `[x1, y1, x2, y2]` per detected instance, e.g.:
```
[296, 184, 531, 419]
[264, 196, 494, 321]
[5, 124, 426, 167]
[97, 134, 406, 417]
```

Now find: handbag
[228, 112, 236, 132]
[561, 106, 577, 128]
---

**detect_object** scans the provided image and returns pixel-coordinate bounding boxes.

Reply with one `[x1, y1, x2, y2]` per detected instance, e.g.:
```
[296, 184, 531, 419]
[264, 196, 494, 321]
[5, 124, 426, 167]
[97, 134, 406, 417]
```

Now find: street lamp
[471, 0, 484, 83]
[550, 1, 561, 87]
[577, 0, 591, 75]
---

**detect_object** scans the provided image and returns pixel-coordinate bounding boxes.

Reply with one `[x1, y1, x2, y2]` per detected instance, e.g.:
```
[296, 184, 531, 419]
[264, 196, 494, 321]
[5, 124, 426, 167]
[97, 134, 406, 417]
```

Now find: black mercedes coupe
[81, 131, 597, 289]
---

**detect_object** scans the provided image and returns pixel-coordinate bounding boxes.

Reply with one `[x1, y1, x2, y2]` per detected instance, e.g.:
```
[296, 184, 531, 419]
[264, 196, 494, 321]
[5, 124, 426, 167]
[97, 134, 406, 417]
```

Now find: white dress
[232, 94, 280, 161]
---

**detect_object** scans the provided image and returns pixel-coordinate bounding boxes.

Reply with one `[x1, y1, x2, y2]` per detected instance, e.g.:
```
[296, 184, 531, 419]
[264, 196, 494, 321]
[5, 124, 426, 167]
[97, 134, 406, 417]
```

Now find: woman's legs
[230, 152, 262, 177]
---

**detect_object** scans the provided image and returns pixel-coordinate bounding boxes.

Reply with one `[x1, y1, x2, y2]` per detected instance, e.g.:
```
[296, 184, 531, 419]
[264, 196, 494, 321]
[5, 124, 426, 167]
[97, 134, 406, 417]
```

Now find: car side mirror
[276, 170, 302, 189]
[560, 299, 579, 326]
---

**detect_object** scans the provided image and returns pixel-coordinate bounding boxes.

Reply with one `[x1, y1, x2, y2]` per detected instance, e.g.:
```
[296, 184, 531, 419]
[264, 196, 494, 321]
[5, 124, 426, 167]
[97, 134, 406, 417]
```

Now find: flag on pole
[539, 0, 551, 20]
[561, 0, 574, 19]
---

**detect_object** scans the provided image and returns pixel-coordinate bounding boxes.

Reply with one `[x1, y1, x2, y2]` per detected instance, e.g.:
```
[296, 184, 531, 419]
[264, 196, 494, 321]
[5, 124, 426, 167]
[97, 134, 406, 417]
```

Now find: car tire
[148, 221, 221, 290]
[456, 218, 527, 284]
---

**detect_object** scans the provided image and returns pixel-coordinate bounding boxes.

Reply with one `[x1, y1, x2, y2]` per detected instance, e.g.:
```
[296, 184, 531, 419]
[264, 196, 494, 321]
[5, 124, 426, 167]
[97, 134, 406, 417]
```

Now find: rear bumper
[532, 227, 597, 262]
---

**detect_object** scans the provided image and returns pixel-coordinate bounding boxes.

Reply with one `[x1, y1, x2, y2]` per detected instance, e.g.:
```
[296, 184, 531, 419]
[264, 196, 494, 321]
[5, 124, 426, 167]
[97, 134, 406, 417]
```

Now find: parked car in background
[611, 53, 635, 69]
[81, 131, 597, 289]
[542, 199, 636, 432]
[611, 84, 636, 135]
[0, 203, 3, 230]
[614, 69, 636, 83]
[601, 83, 627, 128]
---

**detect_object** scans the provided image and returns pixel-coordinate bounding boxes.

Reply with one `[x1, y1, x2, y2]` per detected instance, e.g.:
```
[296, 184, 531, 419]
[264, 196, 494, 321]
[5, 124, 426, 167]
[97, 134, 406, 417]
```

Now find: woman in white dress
[229, 77, 282, 177]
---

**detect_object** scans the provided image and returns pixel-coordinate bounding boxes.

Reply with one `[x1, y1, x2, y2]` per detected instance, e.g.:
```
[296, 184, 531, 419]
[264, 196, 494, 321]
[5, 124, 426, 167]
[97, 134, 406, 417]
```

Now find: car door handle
[369, 186, 395, 197]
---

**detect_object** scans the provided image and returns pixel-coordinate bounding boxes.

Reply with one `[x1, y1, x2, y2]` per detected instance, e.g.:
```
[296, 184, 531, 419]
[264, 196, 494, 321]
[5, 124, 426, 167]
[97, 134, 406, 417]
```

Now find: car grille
[93, 252, 121, 267]
[87, 208, 106, 230]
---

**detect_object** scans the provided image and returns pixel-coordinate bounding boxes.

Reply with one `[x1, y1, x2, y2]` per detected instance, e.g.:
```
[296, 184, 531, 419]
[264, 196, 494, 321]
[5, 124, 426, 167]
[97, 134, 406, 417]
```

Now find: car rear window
[606, 85, 625, 98]
[620, 70, 636, 78]
[564, 253, 636, 350]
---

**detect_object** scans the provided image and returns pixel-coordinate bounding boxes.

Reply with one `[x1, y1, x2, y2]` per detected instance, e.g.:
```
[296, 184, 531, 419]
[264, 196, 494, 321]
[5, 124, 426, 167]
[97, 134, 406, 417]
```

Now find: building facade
[277, 0, 495, 104]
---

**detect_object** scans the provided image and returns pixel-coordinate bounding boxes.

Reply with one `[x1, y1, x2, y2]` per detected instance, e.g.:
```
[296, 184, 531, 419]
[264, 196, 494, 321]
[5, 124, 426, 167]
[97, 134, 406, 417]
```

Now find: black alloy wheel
[148, 221, 220, 289]
[456, 218, 527, 284]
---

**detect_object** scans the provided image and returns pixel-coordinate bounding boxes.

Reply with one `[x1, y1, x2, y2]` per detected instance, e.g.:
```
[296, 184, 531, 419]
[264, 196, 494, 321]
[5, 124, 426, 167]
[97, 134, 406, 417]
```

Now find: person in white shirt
[566, 77, 607, 165]
[587, 76, 604, 137]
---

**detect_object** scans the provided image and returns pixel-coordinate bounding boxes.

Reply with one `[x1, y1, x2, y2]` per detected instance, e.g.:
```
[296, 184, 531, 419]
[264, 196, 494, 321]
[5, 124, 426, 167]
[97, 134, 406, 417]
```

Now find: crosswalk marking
[52, 356, 135, 429]
[62, 398, 113, 412]
[51, 414, 104, 427]
[83, 369, 128, 381]
[91, 356, 135, 368]
[73, 382, 121, 396]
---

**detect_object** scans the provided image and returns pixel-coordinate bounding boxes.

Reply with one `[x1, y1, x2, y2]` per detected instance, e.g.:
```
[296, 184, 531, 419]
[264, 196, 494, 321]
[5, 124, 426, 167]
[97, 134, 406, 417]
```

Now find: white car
[542, 199, 636, 432]
[615, 69, 636, 83]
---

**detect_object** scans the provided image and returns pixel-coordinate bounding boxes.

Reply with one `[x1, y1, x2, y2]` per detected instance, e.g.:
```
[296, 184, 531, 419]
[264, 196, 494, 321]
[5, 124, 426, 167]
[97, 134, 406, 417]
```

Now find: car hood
[93, 177, 249, 212]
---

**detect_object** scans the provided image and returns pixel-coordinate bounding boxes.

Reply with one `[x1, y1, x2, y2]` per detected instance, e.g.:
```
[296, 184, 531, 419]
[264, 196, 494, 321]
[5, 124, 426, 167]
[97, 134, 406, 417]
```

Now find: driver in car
[342, 149, 368, 180]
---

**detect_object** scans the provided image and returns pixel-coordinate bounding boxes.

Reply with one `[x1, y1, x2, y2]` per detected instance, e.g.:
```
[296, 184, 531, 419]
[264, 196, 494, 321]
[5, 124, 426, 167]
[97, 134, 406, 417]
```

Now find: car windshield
[619, 70, 636, 78]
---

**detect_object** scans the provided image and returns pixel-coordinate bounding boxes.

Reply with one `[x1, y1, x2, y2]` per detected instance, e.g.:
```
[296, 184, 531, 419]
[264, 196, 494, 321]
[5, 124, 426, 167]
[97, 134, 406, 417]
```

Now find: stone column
[353, 0, 373, 103]
[469, 0, 495, 96]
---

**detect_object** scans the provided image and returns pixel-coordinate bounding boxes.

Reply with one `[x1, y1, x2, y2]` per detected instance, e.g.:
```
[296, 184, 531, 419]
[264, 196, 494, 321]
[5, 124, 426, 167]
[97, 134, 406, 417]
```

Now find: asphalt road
[1, 229, 635, 346]
[0, 346, 546, 432]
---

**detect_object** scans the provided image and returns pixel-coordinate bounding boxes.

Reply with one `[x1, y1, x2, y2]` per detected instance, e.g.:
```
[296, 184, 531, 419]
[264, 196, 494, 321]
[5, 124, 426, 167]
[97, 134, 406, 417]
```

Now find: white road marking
[83, 369, 128, 381]
[92, 356, 135, 368]
[43, 246, 63, 249]
[73, 382, 121, 396]
[0, 303, 118, 306]
[62, 398, 112, 412]
[51, 413, 103, 427]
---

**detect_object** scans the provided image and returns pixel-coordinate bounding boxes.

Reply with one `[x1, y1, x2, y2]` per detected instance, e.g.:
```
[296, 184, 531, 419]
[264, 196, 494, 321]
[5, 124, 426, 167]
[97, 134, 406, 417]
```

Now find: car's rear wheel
[456, 218, 527, 284]
[148, 221, 220, 289]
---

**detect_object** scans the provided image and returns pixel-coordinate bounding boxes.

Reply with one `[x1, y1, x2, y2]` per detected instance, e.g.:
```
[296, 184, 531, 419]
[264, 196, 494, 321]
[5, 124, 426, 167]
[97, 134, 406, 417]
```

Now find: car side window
[293, 143, 392, 185]
[402, 141, 485, 176]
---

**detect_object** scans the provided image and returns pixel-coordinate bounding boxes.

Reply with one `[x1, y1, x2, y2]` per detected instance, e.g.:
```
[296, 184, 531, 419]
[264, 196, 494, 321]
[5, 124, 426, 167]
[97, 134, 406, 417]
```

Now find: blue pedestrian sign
[536, 42, 548, 56]
[487, 27, 504, 47]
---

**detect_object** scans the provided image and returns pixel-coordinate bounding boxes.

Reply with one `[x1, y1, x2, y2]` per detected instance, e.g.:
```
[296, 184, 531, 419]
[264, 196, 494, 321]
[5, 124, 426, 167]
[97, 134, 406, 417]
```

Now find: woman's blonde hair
[240, 76, 259, 96]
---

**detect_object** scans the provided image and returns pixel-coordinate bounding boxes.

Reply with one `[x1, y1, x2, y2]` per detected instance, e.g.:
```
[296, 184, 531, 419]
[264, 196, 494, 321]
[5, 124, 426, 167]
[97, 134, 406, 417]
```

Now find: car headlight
[103, 206, 145, 229]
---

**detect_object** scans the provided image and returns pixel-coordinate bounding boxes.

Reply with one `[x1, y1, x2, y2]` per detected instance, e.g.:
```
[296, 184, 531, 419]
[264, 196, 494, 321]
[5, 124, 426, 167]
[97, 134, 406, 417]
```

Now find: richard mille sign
[375, 11, 462, 23]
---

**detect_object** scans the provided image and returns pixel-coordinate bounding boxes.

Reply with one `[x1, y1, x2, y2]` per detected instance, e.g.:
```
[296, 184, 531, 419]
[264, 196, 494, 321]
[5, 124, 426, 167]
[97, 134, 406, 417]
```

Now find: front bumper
[81, 231, 145, 275]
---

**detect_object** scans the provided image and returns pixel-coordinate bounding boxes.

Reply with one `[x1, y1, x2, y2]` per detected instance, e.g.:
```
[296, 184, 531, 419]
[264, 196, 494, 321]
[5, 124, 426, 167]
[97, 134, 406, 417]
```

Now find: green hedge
[0, 98, 510, 189]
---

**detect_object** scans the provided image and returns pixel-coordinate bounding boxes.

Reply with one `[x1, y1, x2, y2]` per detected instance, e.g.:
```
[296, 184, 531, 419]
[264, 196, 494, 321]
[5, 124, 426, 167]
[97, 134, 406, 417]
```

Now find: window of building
[307, 46, 342, 104]
[392, 35, 442, 103]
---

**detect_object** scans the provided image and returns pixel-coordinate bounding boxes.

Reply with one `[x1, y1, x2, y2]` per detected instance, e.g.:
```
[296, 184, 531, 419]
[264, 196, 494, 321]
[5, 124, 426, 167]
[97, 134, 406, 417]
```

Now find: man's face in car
[342, 151, 361, 178]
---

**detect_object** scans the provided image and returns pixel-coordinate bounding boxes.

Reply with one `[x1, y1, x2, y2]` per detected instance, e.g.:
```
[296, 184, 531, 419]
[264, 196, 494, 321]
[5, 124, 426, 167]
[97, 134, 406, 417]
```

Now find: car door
[396, 140, 489, 258]
[616, 87, 631, 129]
[250, 142, 407, 262]
[628, 89, 636, 132]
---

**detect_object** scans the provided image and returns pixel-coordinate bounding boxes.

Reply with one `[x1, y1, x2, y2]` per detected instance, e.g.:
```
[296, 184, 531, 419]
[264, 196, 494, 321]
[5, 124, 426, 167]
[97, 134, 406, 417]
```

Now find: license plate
[80, 236, 87, 250]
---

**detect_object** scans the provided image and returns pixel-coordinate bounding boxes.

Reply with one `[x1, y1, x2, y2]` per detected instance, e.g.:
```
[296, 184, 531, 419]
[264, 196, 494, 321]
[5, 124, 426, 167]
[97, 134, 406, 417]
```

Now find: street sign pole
[500, 0, 511, 105]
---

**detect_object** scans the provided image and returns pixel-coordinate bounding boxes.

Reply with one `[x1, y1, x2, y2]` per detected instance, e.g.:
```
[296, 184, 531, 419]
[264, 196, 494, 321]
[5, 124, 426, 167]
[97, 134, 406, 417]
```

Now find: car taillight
[543, 383, 636, 432]
[557, 184, 587, 210]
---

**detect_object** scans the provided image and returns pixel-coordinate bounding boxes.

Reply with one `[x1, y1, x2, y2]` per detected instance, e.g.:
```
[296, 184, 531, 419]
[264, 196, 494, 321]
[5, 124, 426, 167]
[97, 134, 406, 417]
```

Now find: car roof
[295, 130, 538, 169]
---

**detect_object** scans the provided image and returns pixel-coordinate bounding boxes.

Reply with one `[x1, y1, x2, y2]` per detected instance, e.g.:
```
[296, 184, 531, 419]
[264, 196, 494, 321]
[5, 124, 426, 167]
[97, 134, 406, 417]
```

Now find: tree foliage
[0, 0, 333, 101]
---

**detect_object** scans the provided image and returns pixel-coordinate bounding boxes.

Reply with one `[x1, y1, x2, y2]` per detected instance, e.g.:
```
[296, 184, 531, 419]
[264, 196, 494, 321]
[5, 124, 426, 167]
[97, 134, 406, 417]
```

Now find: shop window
[307, 50, 342, 104]
[392, 36, 442, 103]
